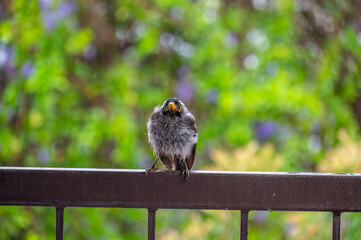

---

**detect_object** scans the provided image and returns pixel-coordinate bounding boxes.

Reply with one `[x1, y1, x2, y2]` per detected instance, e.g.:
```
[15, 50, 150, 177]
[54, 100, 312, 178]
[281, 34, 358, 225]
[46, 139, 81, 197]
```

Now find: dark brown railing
[1, 167, 361, 239]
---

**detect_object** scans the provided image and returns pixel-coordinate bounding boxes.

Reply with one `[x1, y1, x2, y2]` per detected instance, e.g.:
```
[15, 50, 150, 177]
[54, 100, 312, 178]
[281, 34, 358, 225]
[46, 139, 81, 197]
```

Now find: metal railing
[1, 167, 361, 239]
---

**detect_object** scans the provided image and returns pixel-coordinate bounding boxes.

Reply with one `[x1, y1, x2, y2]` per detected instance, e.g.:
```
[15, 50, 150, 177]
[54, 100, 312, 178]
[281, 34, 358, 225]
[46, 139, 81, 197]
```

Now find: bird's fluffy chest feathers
[148, 114, 197, 160]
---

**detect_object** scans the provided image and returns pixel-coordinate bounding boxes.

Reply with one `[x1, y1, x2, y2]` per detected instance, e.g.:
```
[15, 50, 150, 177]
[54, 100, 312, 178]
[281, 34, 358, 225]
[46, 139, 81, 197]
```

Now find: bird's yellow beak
[168, 102, 176, 112]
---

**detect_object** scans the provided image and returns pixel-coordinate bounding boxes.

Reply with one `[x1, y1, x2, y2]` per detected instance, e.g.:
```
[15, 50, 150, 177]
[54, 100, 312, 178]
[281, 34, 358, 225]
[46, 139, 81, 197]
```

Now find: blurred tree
[1, 0, 361, 239]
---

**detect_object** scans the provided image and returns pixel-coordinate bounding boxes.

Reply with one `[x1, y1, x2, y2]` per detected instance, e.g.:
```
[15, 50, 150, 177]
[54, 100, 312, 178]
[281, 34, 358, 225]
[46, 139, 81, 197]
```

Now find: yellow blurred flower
[183, 213, 213, 239]
[285, 212, 331, 240]
[208, 141, 283, 172]
[29, 110, 43, 128]
[159, 229, 182, 240]
[317, 129, 361, 173]
[11, 137, 22, 155]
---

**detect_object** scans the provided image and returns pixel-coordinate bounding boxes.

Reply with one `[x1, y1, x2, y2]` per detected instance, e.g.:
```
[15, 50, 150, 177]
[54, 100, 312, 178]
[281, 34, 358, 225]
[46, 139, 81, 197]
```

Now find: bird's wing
[159, 153, 175, 170]
[184, 113, 197, 170]
[184, 113, 197, 132]
[186, 143, 196, 170]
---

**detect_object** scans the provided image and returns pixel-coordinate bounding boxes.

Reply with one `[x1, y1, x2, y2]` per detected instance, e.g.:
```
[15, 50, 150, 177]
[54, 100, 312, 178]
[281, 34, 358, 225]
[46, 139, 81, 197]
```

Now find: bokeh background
[1, 0, 361, 239]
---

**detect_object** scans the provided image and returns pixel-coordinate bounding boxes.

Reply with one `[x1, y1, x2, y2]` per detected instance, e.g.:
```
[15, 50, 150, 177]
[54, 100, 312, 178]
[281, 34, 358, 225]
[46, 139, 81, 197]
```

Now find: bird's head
[162, 97, 184, 116]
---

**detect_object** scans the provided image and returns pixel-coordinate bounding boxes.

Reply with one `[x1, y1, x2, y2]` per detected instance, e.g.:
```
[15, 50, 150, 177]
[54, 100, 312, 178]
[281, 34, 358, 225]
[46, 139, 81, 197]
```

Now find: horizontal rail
[1, 167, 361, 212]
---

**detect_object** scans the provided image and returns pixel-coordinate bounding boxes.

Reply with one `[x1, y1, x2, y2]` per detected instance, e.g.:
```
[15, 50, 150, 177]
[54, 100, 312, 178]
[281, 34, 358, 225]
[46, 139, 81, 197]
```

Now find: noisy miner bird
[146, 97, 197, 180]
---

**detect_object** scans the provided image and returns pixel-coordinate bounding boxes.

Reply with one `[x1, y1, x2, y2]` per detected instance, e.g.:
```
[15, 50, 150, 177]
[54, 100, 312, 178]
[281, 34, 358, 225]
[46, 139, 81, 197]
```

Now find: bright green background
[1, 0, 361, 239]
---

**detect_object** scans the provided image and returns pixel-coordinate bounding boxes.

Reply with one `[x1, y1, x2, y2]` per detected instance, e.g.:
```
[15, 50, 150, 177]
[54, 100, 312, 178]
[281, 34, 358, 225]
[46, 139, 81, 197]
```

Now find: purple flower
[38, 149, 50, 165]
[38, 0, 55, 30]
[0, 45, 15, 76]
[42, 13, 56, 30]
[284, 223, 295, 236]
[175, 81, 195, 103]
[38, 0, 51, 11]
[4, 61, 16, 76]
[0, 48, 7, 67]
[205, 89, 219, 104]
[254, 211, 268, 224]
[224, 32, 238, 47]
[0, 44, 13, 67]
[254, 121, 276, 142]
[39, 0, 77, 30]
[55, 1, 76, 19]
[83, 44, 97, 60]
[21, 61, 34, 78]
[177, 65, 191, 80]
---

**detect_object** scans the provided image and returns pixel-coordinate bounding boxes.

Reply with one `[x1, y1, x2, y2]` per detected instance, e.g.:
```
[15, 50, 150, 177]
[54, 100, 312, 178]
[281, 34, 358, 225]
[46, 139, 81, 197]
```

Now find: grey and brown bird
[146, 97, 197, 180]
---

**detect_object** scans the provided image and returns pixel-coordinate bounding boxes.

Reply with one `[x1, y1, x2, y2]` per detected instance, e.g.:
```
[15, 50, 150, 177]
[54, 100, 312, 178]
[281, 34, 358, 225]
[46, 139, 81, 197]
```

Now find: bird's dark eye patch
[164, 100, 170, 108]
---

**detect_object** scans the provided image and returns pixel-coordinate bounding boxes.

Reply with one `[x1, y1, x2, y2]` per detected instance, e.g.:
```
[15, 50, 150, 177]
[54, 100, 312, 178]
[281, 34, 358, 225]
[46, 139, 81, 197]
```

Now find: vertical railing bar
[56, 207, 65, 240]
[240, 211, 249, 240]
[332, 212, 341, 240]
[148, 208, 157, 240]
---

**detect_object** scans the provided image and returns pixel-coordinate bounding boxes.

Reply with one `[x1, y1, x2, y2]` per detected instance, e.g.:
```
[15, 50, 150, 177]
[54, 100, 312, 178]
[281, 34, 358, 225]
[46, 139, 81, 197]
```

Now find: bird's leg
[175, 156, 189, 180]
[145, 157, 159, 174]
[181, 160, 190, 181]
[175, 156, 183, 172]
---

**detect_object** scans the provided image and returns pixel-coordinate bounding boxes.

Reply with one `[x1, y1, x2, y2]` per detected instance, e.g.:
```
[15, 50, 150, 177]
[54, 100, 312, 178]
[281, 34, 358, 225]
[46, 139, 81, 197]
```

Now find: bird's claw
[145, 166, 158, 174]
[181, 169, 190, 181]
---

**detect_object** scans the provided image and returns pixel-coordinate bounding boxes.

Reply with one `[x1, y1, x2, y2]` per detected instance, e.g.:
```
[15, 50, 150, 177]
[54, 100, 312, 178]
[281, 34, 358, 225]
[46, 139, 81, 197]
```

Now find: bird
[146, 97, 197, 180]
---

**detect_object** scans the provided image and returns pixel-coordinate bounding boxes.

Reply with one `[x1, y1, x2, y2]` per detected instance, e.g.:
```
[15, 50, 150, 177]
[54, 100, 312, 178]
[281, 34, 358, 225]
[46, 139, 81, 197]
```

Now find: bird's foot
[181, 169, 190, 181]
[145, 166, 158, 174]
[145, 157, 159, 174]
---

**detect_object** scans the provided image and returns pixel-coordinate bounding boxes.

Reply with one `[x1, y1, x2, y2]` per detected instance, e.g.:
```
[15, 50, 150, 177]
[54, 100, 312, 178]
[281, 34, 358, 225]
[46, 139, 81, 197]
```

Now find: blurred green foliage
[1, 0, 361, 239]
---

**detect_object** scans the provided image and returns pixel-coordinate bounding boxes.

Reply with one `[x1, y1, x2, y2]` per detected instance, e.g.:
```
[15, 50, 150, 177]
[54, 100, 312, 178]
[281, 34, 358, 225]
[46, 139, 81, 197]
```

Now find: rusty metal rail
[1, 167, 361, 239]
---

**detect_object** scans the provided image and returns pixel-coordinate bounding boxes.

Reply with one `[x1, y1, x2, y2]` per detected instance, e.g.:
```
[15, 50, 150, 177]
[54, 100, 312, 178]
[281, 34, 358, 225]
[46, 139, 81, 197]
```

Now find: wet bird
[146, 97, 197, 180]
